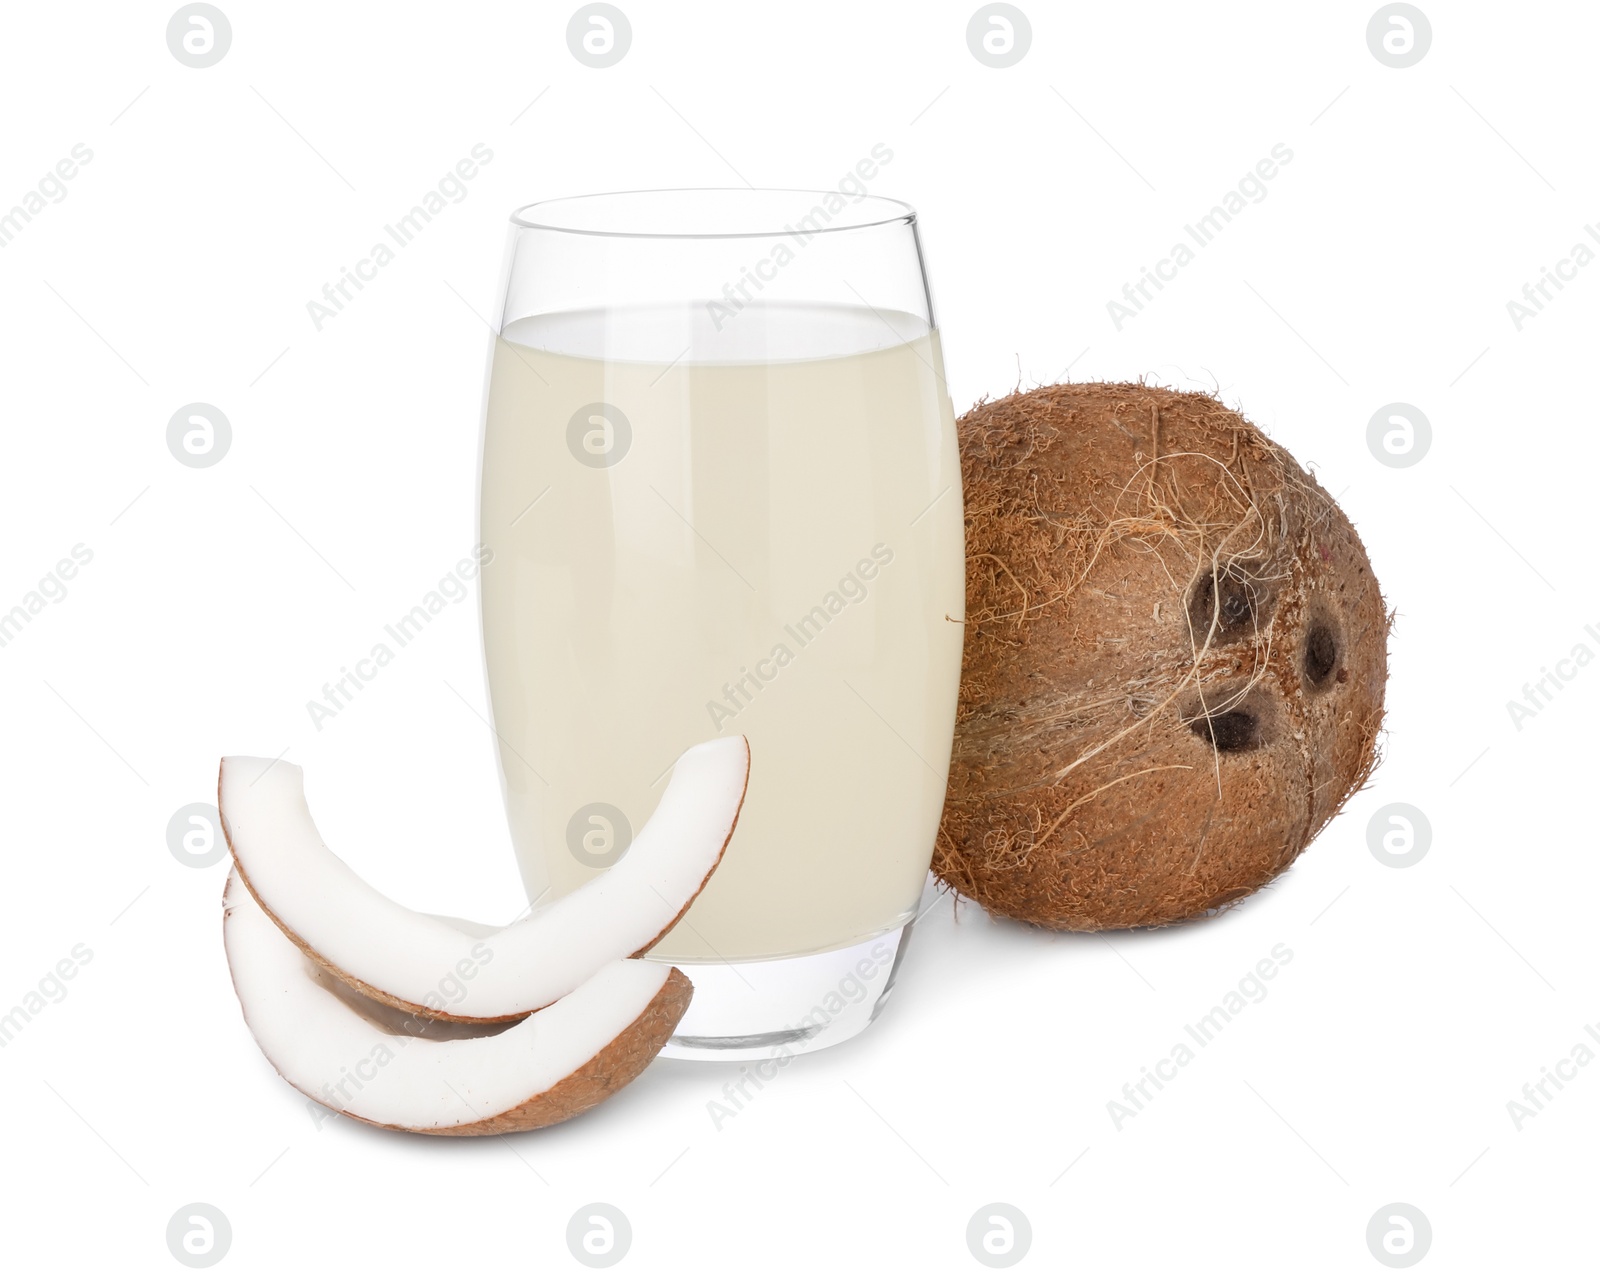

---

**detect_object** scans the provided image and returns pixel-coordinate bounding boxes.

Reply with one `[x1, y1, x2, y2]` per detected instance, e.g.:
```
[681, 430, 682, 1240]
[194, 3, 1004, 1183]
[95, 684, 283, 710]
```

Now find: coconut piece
[223, 873, 689, 1134]
[936, 383, 1387, 929]
[218, 735, 748, 1021]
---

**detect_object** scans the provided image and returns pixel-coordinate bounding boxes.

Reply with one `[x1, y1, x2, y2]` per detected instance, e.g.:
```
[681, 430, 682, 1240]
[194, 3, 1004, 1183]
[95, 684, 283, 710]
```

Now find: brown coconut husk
[933, 382, 1388, 930]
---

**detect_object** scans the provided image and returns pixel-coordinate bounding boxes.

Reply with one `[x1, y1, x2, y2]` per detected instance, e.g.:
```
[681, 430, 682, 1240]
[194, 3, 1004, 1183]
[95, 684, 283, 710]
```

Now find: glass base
[647, 923, 913, 1061]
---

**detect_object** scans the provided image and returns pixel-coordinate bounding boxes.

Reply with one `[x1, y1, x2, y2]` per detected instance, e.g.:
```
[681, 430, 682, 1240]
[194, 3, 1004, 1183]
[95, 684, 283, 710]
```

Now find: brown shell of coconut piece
[934, 382, 1388, 930]
[350, 968, 694, 1137]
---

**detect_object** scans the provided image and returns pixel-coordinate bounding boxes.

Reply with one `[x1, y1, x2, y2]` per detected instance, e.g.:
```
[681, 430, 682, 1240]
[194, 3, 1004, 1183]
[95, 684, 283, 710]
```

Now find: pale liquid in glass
[479, 302, 964, 963]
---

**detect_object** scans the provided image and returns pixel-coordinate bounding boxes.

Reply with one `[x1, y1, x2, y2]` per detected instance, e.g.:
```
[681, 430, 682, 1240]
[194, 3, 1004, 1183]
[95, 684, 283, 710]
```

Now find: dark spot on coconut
[1188, 709, 1259, 753]
[1187, 567, 1264, 645]
[1179, 680, 1276, 755]
[1304, 621, 1338, 689]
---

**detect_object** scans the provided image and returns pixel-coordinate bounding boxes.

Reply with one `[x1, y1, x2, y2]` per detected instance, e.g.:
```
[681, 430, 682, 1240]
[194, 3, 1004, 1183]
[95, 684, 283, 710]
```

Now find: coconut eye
[1187, 709, 1259, 753]
[1179, 684, 1269, 754]
[1304, 620, 1338, 689]
[1187, 567, 1262, 643]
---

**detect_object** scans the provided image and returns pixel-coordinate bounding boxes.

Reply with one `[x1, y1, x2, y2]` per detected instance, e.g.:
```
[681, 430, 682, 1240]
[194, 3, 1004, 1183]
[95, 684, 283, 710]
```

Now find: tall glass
[478, 189, 963, 1059]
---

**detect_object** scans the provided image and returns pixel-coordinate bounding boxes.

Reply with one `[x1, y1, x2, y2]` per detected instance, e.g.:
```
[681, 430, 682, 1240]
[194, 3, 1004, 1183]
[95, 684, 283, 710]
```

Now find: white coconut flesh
[218, 735, 748, 1022]
[223, 873, 688, 1134]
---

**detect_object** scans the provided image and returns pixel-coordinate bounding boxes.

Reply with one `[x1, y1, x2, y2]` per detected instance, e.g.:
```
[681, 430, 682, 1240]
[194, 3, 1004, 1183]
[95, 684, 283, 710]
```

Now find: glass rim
[507, 187, 917, 240]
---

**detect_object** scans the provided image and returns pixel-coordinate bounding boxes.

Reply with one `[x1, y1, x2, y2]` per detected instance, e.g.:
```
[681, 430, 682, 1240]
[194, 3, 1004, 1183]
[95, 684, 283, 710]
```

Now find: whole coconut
[933, 383, 1387, 930]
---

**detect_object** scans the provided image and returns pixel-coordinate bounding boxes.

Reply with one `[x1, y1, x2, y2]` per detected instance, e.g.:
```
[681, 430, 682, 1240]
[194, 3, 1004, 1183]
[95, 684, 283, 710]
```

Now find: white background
[2, 1, 1596, 1267]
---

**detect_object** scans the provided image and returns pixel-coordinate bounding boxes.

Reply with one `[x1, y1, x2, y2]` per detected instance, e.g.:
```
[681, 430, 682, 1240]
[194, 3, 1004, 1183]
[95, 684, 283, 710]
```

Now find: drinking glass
[478, 189, 963, 1059]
